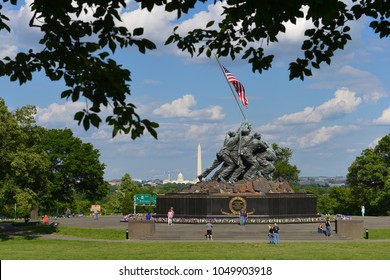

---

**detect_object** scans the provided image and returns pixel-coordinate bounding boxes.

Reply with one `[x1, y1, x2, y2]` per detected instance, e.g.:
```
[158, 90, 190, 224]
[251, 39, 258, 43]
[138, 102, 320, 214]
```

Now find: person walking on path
[361, 205, 365, 216]
[167, 207, 174, 226]
[205, 221, 213, 240]
[273, 223, 280, 244]
[325, 217, 332, 236]
[267, 224, 274, 244]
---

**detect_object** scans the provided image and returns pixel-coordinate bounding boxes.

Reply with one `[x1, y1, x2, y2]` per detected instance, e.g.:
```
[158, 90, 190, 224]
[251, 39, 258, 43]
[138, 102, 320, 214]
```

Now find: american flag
[223, 66, 248, 107]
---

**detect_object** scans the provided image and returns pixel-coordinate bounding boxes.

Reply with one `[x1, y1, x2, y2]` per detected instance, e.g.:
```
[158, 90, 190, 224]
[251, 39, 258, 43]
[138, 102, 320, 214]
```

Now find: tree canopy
[0, 98, 108, 216]
[0, 0, 389, 138]
[272, 143, 300, 183]
[347, 134, 390, 215]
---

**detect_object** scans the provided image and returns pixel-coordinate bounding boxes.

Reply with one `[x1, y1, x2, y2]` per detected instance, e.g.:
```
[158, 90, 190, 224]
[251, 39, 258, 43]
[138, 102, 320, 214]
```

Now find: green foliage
[118, 173, 138, 214]
[118, 173, 138, 194]
[347, 134, 390, 215]
[0, 0, 158, 139]
[13, 188, 37, 217]
[316, 187, 354, 215]
[0, 99, 108, 217]
[153, 183, 188, 193]
[272, 143, 300, 183]
[102, 193, 123, 215]
[39, 128, 108, 206]
[121, 192, 133, 215]
[295, 133, 390, 216]
[295, 184, 356, 215]
[1, 1, 389, 138]
[164, 0, 390, 80]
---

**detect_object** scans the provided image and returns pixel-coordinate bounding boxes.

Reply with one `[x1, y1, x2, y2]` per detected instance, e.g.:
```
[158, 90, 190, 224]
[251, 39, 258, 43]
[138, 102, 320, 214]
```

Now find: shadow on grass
[0, 223, 56, 241]
[0, 234, 14, 241]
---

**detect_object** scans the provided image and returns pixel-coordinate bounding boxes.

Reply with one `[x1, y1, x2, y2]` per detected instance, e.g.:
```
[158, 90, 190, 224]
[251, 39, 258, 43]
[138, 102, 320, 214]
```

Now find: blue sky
[1, 1, 389, 181]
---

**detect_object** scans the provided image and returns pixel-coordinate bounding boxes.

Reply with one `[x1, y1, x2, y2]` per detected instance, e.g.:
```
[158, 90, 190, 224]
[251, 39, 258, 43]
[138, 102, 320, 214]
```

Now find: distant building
[299, 176, 348, 186]
[108, 178, 143, 186]
[162, 171, 197, 184]
[108, 179, 121, 186]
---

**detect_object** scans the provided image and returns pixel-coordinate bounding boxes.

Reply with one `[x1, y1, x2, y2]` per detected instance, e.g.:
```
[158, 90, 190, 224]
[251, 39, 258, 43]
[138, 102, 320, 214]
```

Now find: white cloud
[337, 66, 388, 102]
[121, 5, 175, 42]
[176, 3, 224, 34]
[0, 45, 18, 59]
[276, 6, 312, 44]
[91, 129, 109, 140]
[276, 88, 361, 124]
[152, 94, 225, 121]
[297, 125, 358, 148]
[373, 107, 390, 125]
[1, 0, 42, 55]
[185, 124, 217, 140]
[36, 101, 85, 126]
[311, 65, 388, 103]
[368, 137, 382, 148]
[258, 123, 285, 132]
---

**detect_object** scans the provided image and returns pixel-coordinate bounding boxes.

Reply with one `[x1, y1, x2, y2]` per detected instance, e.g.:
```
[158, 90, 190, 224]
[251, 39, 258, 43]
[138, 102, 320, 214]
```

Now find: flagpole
[214, 53, 247, 121]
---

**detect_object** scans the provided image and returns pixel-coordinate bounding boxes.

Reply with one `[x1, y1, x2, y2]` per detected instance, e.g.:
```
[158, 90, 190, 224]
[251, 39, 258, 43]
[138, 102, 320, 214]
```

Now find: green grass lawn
[1, 226, 389, 260]
[1, 237, 389, 260]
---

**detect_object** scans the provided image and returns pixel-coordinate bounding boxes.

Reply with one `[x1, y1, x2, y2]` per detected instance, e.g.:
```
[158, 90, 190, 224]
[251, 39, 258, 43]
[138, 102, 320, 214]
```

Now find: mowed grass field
[1, 226, 390, 260]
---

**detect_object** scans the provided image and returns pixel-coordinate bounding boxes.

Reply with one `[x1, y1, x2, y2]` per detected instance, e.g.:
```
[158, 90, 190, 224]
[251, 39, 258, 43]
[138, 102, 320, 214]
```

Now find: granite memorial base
[127, 220, 155, 239]
[155, 193, 317, 219]
[335, 219, 364, 239]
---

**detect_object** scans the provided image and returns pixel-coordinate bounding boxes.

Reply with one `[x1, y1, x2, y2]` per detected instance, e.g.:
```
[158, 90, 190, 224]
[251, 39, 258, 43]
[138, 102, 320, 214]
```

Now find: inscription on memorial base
[156, 177, 317, 218]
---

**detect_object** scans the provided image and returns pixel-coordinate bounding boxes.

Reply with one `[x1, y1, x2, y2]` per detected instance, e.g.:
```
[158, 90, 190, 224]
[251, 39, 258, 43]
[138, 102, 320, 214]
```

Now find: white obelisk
[197, 144, 202, 179]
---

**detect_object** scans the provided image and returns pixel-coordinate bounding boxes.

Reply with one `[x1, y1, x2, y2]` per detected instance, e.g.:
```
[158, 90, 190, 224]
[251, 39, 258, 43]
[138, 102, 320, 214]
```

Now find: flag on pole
[222, 66, 248, 107]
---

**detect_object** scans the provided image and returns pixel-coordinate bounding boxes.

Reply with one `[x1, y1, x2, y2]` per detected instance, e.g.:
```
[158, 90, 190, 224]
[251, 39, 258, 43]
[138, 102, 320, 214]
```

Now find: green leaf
[74, 111, 84, 124]
[302, 40, 313, 50]
[165, 35, 175, 45]
[89, 113, 102, 128]
[98, 52, 110, 59]
[133, 27, 144, 36]
[206, 21, 215, 28]
[83, 115, 90, 131]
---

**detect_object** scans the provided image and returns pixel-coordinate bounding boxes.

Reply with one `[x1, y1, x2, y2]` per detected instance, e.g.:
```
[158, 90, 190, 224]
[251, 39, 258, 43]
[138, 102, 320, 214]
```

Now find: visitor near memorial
[205, 221, 213, 240]
[273, 223, 280, 244]
[167, 207, 174, 226]
[325, 217, 332, 236]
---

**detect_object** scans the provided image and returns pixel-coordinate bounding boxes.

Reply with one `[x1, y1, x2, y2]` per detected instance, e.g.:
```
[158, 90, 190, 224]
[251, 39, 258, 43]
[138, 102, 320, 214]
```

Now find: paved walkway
[1, 215, 388, 242]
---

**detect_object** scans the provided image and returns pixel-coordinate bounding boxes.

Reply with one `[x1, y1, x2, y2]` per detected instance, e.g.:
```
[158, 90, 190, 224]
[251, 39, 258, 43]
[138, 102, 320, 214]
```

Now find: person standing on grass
[268, 224, 274, 244]
[273, 223, 280, 244]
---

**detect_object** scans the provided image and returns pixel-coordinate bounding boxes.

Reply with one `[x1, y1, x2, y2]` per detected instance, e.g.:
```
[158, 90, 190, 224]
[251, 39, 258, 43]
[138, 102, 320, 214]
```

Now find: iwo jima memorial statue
[155, 122, 318, 221]
[155, 63, 317, 221]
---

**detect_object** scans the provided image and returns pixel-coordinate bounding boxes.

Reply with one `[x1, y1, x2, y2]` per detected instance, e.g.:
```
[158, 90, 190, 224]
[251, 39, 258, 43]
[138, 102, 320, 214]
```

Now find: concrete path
[3, 215, 384, 242]
[1, 215, 388, 242]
